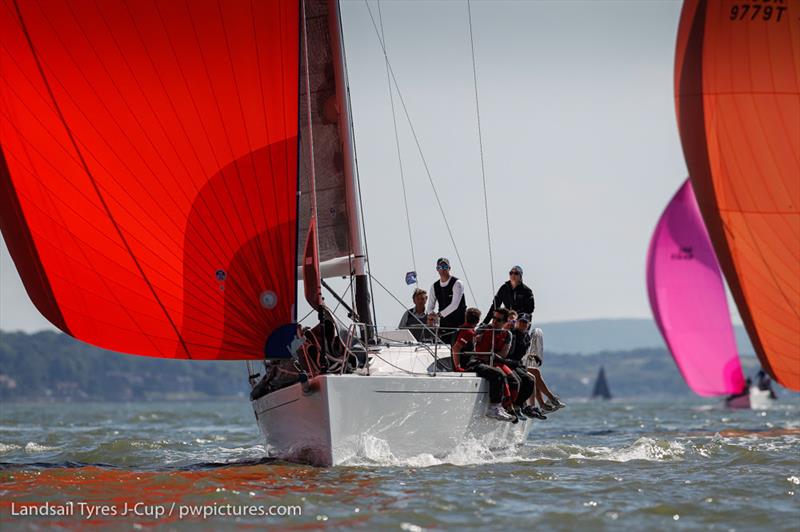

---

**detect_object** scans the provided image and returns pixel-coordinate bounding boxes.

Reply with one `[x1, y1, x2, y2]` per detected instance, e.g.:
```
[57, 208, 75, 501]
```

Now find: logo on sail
[670, 246, 694, 260]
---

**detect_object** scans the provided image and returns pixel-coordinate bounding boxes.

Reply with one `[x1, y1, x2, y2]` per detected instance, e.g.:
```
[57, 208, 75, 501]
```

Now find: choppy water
[1, 397, 798, 530]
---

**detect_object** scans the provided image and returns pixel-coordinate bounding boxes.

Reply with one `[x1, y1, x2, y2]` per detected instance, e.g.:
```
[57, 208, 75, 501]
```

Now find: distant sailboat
[647, 179, 745, 397]
[591, 367, 612, 400]
[647, 179, 774, 409]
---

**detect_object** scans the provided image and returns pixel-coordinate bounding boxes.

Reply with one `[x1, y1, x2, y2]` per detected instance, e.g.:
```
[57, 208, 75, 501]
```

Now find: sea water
[1, 398, 798, 530]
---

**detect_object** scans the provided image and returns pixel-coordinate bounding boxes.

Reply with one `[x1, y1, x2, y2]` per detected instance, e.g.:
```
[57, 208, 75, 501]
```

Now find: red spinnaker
[675, 0, 800, 390]
[0, 0, 300, 359]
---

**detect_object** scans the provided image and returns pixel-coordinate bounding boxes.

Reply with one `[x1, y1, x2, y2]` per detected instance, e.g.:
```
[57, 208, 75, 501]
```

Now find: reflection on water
[1, 398, 798, 529]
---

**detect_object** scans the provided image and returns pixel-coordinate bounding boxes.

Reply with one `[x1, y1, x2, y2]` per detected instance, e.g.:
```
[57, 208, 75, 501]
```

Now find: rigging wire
[377, 0, 417, 283]
[363, 0, 477, 305]
[467, 0, 495, 298]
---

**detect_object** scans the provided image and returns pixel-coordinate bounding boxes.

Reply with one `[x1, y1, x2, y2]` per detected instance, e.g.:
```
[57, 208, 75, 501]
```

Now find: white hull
[251, 344, 532, 466]
[725, 386, 776, 410]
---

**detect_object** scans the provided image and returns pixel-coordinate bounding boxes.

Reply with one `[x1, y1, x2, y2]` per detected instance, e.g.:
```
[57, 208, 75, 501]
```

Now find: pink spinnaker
[647, 179, 745, 397]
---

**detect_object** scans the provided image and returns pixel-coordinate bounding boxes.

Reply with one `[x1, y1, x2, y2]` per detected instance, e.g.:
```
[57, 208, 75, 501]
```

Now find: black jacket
[482, 280, 535, 324]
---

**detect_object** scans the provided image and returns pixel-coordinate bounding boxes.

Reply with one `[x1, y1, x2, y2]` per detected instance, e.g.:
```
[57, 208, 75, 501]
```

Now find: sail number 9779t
[729, 2, 788, 22]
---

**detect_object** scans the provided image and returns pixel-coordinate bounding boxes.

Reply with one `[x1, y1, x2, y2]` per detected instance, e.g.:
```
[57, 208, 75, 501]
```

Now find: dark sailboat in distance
[591, 367, 613, 400]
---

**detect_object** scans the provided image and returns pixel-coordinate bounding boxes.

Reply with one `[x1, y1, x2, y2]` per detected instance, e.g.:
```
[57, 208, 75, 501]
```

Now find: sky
[1, 0, 742, 333]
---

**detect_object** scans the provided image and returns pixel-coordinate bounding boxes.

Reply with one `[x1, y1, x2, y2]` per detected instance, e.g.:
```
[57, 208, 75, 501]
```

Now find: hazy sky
[2, 0, 741, 333]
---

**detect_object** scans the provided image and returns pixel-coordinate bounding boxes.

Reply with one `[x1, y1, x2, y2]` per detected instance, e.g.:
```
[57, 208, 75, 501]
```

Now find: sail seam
[11, 0, 192, 358]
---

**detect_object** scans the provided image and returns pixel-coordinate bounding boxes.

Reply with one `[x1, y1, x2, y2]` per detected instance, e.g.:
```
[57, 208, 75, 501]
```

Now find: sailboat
[0, 0, 531, 465]
[673, 0, 799, 393]
[647, 179, 773, 409]
[590, 366, 612, 400]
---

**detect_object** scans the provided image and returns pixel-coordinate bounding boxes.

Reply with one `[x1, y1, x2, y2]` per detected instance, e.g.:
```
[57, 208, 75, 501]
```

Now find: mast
[327, 0, 374, 338]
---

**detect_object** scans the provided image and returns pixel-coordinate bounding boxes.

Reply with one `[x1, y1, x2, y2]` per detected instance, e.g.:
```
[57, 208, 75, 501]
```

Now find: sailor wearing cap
[482, 265, 535, 325]
[424, 257, 467, 344]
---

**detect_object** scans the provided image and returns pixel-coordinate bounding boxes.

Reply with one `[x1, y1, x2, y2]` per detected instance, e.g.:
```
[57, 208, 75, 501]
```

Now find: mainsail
[298, 0, 365, 282]
[0, 0, 300, 360]
[647, 178, 745, 396]
[675, 0, 800, 390]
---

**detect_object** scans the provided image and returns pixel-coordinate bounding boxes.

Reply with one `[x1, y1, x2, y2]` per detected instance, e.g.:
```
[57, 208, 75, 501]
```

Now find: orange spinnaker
[675, 0, 800, 390]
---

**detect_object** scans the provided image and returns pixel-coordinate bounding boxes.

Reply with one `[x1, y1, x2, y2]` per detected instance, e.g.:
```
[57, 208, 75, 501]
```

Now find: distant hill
[0, 330, 249, 402]
[537, 318, 755, 356]
[544, 348, 766, 399]
[0, 326, 772, 401]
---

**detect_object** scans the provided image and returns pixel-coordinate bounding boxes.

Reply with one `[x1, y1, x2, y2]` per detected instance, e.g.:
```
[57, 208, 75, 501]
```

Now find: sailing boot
[522, 405, 547, 420]
[486, 404, 515, 422]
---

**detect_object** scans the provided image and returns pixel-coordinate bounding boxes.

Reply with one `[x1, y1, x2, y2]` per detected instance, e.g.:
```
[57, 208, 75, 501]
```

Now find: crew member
[483, 265, 534, 324]
[452, 307, 514, 422]
[474, 308, 521, 419]
[505, 313, 545, 419]
[399, 288, 428, 341]
[425, 257, 467, 344]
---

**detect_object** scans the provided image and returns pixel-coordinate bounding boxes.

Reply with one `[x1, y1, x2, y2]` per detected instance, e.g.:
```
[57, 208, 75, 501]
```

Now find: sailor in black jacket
[482, 265, 535, 324]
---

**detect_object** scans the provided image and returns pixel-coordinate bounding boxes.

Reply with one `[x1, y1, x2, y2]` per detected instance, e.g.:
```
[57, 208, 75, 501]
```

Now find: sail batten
[1, 0, 302, 360]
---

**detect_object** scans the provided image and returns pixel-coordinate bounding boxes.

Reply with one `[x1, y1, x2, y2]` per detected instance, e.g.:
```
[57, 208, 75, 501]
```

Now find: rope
[377, 0, 417, 283]
[363, 0, 477, 305]
[467, 0, 494, 298]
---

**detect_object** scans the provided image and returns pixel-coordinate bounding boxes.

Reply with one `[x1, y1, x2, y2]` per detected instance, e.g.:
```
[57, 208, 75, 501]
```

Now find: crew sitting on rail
[497, 311, 536, 420]
[452, 307, 514, 421]
[504, 313, 547, 419]
[399, 288, 428, 341]
[475, 308, 525, 421]
[520, 320, 565, 414]
[473, 308, 523, 421]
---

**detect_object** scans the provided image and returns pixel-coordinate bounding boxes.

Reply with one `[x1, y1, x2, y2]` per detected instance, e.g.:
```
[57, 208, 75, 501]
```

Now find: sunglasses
[509, 271, 521, 276]
[437, 265, 450, 271]
[492, 316, 506, 322]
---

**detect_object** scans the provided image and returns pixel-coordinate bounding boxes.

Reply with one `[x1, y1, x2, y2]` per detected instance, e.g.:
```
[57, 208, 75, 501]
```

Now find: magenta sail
[647, 179, 745, 397]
